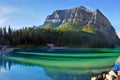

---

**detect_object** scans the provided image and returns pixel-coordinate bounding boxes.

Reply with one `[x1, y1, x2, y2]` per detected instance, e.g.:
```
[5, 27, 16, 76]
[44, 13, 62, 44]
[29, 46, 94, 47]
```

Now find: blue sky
[0, 0, 120, 32]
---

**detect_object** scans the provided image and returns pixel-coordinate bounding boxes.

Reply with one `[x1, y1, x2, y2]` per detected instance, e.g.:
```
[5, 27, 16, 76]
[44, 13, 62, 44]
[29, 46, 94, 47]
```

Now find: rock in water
[43, 6, 119, 47]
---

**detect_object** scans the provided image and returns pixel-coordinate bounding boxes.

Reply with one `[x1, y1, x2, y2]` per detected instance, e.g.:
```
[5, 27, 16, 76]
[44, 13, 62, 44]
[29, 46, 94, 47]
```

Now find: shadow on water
[0, 48, 120, 80]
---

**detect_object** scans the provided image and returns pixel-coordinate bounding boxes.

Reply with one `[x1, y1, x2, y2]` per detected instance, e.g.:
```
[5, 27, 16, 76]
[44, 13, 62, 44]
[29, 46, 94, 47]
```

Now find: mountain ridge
[42, 6, 119, 47]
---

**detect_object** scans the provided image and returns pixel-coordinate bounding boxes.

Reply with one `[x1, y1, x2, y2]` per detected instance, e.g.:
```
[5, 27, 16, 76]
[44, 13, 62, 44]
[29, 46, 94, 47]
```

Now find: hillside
[42, 6, 119, 47]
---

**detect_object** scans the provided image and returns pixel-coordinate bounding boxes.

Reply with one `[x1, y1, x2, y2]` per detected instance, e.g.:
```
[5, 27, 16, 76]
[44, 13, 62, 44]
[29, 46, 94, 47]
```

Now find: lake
[0, 48, 120, 80]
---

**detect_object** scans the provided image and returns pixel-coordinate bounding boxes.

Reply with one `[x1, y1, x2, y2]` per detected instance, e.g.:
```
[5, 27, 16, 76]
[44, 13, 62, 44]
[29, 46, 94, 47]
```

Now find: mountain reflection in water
[0, 58, 94, 80]
[0, 58, 96, 80]
[0, 58, 52, 80]
[0, 48, 120, 80]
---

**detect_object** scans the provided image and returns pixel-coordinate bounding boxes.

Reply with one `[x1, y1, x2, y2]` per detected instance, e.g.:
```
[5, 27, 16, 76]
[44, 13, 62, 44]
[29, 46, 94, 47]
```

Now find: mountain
[42, 6, 119, 47]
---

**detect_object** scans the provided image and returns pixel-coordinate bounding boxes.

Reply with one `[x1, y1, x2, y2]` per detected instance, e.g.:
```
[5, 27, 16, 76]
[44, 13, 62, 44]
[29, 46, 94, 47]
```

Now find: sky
[0, 0, 120, 32]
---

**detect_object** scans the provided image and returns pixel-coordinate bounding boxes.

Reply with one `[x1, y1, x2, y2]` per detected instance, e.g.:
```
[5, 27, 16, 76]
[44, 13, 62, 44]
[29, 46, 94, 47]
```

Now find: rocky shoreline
[0, 48, 14, 56]
[91, 56, 120, 80]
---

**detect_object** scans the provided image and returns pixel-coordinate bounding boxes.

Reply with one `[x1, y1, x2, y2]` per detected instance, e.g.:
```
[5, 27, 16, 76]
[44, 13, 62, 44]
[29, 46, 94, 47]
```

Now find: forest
[0, 25, 110, 48]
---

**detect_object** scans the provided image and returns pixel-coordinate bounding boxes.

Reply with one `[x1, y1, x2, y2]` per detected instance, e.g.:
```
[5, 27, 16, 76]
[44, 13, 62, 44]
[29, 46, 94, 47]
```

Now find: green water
[0, 48, 120, 80]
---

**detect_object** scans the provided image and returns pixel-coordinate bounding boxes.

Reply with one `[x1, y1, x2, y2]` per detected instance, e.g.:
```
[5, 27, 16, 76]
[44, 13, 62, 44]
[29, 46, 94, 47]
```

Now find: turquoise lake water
[0, 48, 120, 80]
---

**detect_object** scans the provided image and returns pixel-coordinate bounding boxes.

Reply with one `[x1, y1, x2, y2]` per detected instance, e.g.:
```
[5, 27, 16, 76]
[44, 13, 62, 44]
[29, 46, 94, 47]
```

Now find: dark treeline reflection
[0, 57, 35, 71]
[0, 57, 96, 80]
[0, 58, 12, 70]
[0, 57, 53, 80]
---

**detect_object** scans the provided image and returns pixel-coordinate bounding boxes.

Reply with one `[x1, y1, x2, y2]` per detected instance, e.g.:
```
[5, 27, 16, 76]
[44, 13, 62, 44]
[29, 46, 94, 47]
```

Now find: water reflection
[0, 48, 119, 80]
[0, 57, 112, 80]
[45, 67, 94, 80]
[0, 58, 52, 80]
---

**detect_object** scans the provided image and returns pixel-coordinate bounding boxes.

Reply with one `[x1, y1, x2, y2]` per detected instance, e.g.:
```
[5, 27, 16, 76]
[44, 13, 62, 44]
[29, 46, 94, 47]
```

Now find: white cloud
[0, 18, 7, 24]
[0, 7, 13, 25]
[0, 7, 12, 15]
[116, 32, 120, 38]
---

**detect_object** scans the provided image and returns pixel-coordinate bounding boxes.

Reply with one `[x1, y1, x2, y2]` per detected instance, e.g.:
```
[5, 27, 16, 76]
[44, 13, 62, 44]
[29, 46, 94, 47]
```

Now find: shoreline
[0, 48, 19, 56]
[91, 56, 120, 80]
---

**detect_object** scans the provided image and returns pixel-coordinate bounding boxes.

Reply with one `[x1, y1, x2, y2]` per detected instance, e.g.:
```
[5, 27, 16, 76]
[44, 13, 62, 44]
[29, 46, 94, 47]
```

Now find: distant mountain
[42, 6, 120, 47]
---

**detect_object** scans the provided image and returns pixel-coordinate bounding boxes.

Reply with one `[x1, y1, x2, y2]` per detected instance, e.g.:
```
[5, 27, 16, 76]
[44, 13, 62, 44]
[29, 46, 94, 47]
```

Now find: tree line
[0, 26, 112, 48]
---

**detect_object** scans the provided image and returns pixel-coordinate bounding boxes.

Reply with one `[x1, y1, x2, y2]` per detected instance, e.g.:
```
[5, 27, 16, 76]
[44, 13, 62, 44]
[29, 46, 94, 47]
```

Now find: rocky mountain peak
[43, 6, 119, 47]
[71, 6, 93, 12]
[44, 6, 94, 25]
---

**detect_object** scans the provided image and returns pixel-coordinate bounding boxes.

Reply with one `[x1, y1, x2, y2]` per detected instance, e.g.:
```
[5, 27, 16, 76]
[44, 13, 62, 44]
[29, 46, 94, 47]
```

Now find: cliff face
[43, 6, 119, 47]
[44, 6, 93, 25]
[92, 9, 118, 45]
